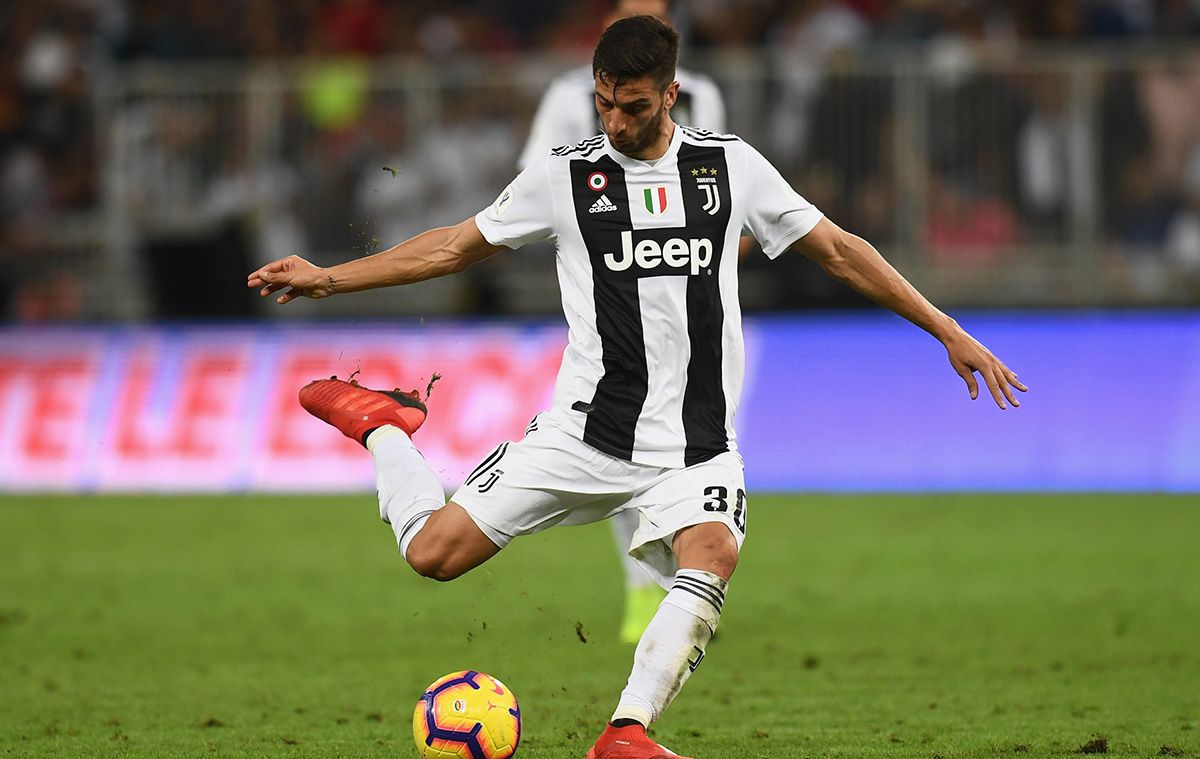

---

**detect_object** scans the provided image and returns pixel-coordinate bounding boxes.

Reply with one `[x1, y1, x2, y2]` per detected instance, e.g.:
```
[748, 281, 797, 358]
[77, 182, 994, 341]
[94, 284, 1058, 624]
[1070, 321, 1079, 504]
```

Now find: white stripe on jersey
[634, 276, 690, 457]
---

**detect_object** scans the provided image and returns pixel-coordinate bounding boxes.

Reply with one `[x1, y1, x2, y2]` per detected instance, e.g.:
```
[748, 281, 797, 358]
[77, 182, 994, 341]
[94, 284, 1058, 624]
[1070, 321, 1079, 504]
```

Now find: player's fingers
[997, 367, 1019, 407]
[249, 262, 276, 279]
[982, 366, 1007, 409]
[250, 258, 293, 281]
[955, 363, 979, 400]
[259, 282, 288, 297]
[276, 288, 300, 305]
[1005, 368, 1028, 393]
[249, 270, 278, 288]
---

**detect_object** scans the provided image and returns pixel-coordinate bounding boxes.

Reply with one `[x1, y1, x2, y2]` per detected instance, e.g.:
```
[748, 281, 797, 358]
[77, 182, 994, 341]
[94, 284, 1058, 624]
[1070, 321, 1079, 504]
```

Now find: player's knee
[405, 539, 464, 582]
[704, 544, 739, 580]
[675, 523, 740, 580]
[404, 504, 500, 581]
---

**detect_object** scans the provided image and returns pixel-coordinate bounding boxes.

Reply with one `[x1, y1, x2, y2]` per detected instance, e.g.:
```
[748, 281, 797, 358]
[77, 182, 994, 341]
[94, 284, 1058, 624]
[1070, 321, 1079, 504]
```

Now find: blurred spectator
[688, 0, 777, 48]
[3, 0, 1200, 321]
[318, 0, 390, 57]
[1154, 0, 1200, 35]
[1113, 160, 1178, 247]
[1165, 148, 1200, 276]
[766, 0, 869, 167]
[926, 175, 1019, 263]
[1137, 51, 1200, 191]
[801, 54, 894, 242]
[1016, 71, 1074, 240]
[353, 103, 427, 252]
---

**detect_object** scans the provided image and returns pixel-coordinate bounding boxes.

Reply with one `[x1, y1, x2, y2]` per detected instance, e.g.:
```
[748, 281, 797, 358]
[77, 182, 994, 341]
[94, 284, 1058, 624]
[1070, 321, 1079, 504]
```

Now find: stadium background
[2, 0, 1198, 491]
[2, 2, 1199, 758]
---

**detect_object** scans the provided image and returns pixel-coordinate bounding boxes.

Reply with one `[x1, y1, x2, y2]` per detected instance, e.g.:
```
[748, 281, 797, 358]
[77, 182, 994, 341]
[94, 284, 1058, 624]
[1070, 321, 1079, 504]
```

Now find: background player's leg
[609, 522, 736, 727]
[610, 509, 668, 644]
[368, 426, 500, 580]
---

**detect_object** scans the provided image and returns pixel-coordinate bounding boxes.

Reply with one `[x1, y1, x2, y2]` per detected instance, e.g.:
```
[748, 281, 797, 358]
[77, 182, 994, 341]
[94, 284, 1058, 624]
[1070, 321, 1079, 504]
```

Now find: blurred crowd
[2, 0, 1200, 321]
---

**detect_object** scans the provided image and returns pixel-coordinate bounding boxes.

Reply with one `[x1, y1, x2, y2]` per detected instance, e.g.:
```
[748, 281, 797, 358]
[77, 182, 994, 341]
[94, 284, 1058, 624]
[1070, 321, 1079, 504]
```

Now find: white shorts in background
[450, 420, 748, 589]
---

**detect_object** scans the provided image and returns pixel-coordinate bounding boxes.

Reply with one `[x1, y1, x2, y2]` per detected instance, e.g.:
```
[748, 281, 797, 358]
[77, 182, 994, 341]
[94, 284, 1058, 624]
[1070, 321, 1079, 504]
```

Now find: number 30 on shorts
[702, 485, 747, 533]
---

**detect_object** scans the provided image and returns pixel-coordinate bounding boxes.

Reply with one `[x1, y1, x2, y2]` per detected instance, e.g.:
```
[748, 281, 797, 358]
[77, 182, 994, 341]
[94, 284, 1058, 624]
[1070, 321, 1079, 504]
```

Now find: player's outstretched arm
[247, 218, 504, 305]
[794, 217, 1028, 409]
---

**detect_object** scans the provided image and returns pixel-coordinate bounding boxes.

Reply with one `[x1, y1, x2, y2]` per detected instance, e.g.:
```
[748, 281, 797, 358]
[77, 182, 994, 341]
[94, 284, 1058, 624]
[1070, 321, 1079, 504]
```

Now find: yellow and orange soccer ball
[412, 671, 521, 759]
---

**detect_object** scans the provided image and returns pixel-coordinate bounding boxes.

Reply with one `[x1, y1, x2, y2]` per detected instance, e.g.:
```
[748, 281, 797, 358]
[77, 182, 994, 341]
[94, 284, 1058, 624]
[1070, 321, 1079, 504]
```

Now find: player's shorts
[450, 419, 747, 589]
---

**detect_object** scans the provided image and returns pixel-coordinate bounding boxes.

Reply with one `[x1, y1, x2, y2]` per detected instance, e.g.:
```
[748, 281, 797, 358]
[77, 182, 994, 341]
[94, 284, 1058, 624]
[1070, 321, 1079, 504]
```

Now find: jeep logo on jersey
[603, 230, 713, 275]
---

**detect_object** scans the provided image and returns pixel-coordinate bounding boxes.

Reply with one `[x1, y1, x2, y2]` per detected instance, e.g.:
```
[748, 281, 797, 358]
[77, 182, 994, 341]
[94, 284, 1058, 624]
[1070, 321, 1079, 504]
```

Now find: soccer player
[249, 16, 1026, 759]
[519, 0, 729, 646]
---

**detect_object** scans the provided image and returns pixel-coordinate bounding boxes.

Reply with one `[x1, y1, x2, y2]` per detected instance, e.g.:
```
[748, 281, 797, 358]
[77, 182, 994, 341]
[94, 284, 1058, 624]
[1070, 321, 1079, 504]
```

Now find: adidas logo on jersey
[588, 194, 617, 214]
[604, 230, 714, 275]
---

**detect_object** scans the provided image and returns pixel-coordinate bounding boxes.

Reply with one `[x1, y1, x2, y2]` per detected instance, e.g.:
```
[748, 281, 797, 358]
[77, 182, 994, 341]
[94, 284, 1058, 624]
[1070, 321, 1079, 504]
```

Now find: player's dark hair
[593, 15, 679, 92]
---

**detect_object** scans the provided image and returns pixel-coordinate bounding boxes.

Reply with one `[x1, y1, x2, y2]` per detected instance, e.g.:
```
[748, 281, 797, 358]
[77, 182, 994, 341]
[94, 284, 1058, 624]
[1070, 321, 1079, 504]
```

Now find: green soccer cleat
[619, 585, 668, 645]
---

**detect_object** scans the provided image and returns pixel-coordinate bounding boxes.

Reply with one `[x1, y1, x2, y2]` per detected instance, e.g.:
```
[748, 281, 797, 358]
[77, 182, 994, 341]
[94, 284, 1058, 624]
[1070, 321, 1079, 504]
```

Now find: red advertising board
[0, 325, 565, 491]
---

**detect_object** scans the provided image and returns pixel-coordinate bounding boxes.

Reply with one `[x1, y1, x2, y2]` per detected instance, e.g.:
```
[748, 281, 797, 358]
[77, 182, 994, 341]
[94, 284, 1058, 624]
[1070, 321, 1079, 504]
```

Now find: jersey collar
[604, 124, 683, 173]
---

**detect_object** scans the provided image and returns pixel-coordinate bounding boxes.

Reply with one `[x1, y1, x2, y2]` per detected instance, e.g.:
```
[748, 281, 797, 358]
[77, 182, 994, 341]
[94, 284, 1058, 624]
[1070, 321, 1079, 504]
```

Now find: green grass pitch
[1, 494, 1198, 758]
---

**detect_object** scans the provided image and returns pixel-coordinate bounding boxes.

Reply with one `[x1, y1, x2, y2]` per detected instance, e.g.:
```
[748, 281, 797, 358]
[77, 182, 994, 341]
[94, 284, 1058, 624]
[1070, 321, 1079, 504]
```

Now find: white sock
[610, 509, 659, 591]
[366, 425, 445, 559]
[611, 568, 727, 726]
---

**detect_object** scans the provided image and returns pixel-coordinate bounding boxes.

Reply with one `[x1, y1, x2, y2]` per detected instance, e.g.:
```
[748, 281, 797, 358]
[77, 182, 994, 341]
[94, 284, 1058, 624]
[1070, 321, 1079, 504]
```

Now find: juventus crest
[692, 167, 721, 216]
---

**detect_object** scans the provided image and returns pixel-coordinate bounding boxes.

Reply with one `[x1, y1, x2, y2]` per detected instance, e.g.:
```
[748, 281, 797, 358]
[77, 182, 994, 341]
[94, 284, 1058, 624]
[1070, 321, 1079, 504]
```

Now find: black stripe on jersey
[570, 155, 647, 461]
[464, 442, 508, 486]
[678, 141, 733, 465]
[681, 126, 739, 143]
[578, 144, 605, 159]
[552, 135, 606, 157]
[552, 136, 603, 154]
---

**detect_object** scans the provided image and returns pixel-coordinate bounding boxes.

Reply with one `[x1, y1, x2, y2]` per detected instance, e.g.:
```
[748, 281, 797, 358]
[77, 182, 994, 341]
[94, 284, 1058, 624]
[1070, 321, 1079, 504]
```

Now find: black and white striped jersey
[475, 126, 823, 468]
[517, 64, 725, 170]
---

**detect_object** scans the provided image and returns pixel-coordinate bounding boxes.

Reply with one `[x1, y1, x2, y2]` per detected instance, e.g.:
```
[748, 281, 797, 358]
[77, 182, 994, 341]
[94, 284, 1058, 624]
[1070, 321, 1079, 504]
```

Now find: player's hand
[942, 328, 1027, 410]
[247, 255, 333, 304]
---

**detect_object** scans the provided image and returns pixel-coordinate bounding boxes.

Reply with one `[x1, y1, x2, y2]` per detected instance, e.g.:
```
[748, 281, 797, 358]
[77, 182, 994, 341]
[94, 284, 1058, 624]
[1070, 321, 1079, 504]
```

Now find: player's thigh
[629, 452, 748, 580]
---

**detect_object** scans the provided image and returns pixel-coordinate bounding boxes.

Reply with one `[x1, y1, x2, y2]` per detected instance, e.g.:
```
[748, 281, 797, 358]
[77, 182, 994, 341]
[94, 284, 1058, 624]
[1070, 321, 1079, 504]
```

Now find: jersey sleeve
[740, 142, 824, 259]
[474, 160, 556, 249]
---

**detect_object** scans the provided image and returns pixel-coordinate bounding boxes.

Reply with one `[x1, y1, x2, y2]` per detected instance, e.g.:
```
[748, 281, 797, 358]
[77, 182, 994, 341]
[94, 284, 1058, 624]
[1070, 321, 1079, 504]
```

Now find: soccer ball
[412, 670, 521, 759]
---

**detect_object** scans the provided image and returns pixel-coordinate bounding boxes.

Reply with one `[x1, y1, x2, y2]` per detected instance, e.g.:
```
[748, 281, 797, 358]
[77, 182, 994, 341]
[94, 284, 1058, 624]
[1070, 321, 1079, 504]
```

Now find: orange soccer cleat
[298, 377, 427, 445]
[586, 724, 690, 759]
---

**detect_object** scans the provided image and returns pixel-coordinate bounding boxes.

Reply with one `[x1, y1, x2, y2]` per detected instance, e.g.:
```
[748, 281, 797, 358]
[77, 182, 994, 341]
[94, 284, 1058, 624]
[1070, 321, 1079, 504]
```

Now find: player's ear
[663, 81, 679, 110]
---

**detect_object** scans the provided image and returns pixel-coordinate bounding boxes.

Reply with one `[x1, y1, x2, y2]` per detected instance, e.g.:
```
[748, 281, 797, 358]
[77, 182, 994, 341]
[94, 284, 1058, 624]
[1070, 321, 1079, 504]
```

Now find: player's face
[594, 76, 678, 159]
